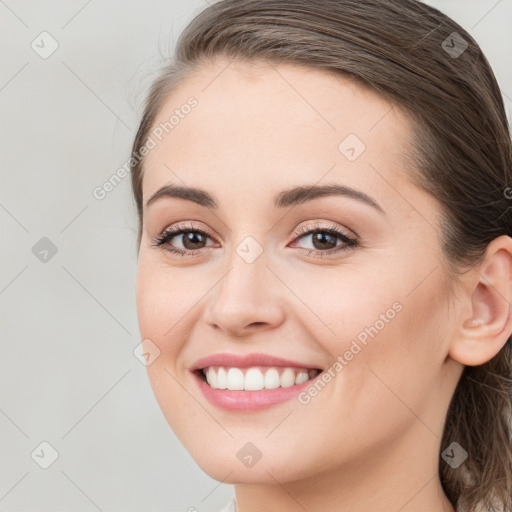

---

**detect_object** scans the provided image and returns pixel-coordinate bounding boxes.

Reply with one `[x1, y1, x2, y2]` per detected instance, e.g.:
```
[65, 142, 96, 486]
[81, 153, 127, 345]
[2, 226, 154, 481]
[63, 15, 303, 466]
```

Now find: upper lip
[190, 352, 323, 372]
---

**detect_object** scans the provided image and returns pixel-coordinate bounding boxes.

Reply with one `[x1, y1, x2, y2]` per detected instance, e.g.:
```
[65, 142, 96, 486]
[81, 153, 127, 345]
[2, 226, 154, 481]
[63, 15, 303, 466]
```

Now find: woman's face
[136, 58, 461, 485]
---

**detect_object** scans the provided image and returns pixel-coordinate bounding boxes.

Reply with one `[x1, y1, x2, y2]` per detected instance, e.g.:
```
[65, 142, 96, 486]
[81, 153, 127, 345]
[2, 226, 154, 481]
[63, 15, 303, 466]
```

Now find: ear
[449, 235, 512, 367]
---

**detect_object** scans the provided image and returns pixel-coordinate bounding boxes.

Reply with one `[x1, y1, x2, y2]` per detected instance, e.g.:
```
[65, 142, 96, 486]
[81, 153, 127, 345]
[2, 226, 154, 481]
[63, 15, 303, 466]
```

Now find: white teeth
[295, 371, 309, 384]
[217, 367, 227, 389]
[206, 367, 218, 388]
[226, 368, 244, 390]
[202, 366, 320, 390]
[264, 368, 280, 389]
[280, 368, 295, 388]
[244, 368, 264, 390]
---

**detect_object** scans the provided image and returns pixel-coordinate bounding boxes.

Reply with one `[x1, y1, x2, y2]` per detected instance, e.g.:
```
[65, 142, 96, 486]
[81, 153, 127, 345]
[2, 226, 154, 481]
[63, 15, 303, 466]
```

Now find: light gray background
[1, 1, 511, 511]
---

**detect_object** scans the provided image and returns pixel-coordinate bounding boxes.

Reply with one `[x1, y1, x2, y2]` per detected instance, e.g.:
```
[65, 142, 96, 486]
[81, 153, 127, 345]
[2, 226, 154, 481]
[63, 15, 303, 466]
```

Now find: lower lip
[191, 370, 322, 411]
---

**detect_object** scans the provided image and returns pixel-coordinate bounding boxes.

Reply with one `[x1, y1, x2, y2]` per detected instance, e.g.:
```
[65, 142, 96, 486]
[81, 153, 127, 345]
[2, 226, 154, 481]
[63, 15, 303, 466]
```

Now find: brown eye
[290, 223, 359, 257]
[309, 231, 338, 251]
[180, 231, 208, 250]
[151, 222, 217, 256]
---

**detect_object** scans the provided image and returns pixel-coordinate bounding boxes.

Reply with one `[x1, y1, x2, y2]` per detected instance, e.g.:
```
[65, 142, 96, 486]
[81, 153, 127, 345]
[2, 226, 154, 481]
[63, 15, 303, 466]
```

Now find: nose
[203, 254, 286, 338]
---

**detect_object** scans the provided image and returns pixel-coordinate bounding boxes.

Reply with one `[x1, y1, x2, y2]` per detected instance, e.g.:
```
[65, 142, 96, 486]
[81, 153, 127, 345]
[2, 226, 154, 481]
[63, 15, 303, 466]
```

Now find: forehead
[141, 58, 415, 205]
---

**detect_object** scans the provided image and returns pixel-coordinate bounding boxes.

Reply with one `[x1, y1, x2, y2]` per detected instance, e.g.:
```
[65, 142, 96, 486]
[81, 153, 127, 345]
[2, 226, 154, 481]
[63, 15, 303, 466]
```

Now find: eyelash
[151, 221, 359, 258]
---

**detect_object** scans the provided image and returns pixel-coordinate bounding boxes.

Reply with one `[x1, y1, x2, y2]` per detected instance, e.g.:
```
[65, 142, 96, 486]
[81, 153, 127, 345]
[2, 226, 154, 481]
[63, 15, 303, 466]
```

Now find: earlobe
[449, 236, 512, 367]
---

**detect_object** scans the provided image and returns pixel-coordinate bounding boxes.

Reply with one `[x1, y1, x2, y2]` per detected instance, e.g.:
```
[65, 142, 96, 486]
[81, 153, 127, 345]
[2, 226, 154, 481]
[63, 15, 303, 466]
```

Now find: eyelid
[292, 220, 357, 240]
[157, 220, 355, 241]
[158, 221, 217, 240]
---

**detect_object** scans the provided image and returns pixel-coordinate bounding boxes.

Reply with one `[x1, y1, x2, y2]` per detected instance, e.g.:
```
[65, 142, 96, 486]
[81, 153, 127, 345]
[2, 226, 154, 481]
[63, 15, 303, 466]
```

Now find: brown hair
[129, 1, 512, 510]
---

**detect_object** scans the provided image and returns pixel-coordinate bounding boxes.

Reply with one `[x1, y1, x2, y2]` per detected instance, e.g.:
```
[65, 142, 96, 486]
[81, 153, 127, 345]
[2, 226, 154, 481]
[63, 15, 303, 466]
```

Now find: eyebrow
[145, 183, 385, 214]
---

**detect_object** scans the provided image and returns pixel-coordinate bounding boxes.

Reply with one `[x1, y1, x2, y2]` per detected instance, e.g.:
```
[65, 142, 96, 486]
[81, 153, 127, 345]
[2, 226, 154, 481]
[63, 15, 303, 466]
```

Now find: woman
[130, 1, 512, 510]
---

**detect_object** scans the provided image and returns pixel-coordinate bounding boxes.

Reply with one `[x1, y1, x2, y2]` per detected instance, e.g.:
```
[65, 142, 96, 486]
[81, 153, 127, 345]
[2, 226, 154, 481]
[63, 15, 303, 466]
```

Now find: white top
[218, 496, 237, 512]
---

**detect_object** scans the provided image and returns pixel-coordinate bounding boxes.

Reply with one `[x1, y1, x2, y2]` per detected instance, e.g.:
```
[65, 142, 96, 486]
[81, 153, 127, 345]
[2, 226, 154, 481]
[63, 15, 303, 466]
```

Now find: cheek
[279, 274, 448, 475]
[135, 256, 216, 417]
[135, 262, 204, 444]
[287, 249, 446, 363]
[288, 261, 447, 416]
[285, 262, 404, 351]
[135, 258, 200, 352]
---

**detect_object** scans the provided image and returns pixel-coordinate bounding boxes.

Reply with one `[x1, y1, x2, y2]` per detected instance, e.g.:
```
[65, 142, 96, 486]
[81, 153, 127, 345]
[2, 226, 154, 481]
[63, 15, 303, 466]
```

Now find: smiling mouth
[194, 365, 322, 391]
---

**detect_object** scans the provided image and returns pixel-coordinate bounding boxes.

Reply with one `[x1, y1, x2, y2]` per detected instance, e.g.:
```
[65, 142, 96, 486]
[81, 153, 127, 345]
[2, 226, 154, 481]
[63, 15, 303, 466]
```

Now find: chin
[188, 445, 314, 485]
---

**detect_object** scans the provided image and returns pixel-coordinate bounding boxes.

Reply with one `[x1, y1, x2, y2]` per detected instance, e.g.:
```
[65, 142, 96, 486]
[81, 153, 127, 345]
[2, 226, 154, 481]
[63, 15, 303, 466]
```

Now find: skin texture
[135, 58, 512, 512]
